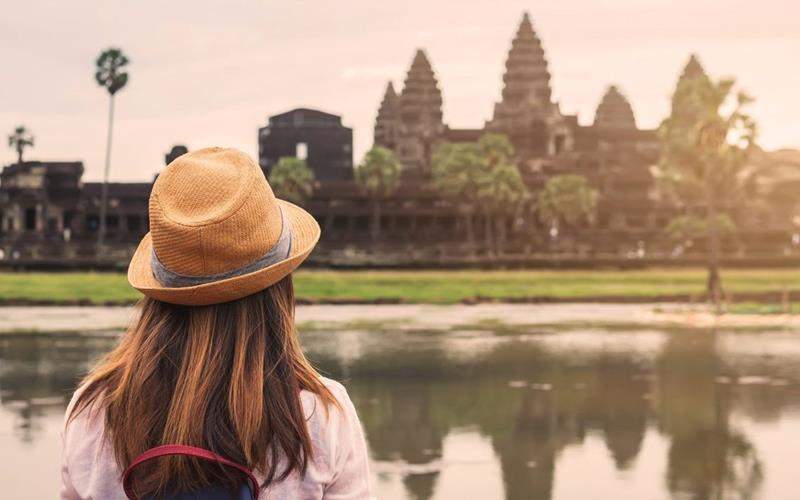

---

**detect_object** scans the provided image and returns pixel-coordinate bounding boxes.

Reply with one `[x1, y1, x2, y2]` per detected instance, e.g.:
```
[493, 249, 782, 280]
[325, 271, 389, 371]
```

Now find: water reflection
[2, 327, 800, 499]
[0, 334, 116, 443]
[307, 328, 800, 500]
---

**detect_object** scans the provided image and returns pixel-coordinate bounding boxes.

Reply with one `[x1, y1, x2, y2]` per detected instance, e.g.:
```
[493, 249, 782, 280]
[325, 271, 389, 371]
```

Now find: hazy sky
[1, 0, 798, 181]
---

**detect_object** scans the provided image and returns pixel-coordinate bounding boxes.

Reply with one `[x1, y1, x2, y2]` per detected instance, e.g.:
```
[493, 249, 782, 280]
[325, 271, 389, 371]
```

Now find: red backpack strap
[122, 444, 260, 499]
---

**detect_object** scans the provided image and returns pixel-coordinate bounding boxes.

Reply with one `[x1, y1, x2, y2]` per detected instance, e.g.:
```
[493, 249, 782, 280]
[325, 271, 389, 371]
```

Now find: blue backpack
[122, 445, 259, 499]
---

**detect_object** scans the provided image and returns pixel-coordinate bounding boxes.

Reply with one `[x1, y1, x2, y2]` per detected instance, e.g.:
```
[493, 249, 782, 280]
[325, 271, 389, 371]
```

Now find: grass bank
[1, 268, 800, 305]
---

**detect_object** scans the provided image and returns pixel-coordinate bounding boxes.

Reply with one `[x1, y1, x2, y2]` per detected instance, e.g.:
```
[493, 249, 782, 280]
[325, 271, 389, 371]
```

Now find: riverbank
[3, 302, 799, 334]
[3, 268, 800, 305]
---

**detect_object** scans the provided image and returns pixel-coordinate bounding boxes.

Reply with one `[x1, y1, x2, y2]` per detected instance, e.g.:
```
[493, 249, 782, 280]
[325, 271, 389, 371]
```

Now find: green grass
[293, 268, 800, 303]
[2, 268, 800, 305]
[0, 271, 139, 304]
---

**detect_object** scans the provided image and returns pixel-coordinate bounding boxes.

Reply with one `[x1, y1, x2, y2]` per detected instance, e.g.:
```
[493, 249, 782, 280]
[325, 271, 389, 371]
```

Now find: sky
[1, 0, 798, 182]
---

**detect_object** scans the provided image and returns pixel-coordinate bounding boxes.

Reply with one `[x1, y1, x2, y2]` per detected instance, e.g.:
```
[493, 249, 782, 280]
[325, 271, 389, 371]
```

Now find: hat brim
[127, 199, 320, 306]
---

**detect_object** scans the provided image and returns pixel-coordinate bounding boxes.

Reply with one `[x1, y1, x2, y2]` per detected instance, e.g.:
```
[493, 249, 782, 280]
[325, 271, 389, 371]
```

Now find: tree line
[7, 51, 757, 309]
[269, 133, 598, 258]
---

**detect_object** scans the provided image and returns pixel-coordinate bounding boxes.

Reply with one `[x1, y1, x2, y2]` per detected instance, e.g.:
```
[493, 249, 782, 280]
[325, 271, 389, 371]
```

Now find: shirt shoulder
[299, 376, 352, 417]
[62, 385, 126, 500]
[300, 378, 358, 454]
[303, 378, 371, 498]
[264, 377, 362, 497]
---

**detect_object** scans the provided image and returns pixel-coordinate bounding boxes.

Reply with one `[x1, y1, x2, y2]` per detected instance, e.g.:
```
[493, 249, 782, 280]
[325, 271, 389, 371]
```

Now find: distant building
[258, 108, 353, 181]
[0, 161, 150, 263]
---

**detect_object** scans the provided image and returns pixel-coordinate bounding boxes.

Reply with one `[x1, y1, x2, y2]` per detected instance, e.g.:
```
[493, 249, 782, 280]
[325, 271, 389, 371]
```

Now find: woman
[60, 147, 371, 499]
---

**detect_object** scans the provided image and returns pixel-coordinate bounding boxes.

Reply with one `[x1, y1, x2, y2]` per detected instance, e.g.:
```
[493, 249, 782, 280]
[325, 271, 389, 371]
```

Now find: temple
[258, 108, 353, 181]
[367, 12, 664, 255]
[358, 12, 791, 260]
[0, 160, 150, 264]
[0, 13, 795, 267]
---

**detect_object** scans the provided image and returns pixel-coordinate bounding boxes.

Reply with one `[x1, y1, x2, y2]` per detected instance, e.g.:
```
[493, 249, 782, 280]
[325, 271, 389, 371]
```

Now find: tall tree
[431, 142, 484, 248]
[537, 174, 598, 250]
[478, 133, 515, 170]
[658, 54, 757, 308]
[477, 161, 527, 255]
[355, 146, 402, 242]
[95, 47, 129, 251]
[8, 126, 34, 164]
[477, 133, 524, 256]
[268, 157, 316, 205]
[432, 134, 526, 256]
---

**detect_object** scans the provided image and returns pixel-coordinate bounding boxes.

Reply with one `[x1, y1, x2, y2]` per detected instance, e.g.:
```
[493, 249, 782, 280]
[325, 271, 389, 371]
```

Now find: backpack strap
[122, 444, 260, 499]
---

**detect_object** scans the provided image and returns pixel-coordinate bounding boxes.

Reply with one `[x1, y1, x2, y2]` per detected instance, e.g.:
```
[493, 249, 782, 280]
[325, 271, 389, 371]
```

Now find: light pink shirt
[60, 377, 372, 499]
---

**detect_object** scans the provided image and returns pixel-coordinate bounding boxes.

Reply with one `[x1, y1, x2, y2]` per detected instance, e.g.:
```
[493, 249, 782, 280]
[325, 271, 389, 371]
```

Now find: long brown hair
[68, 275, 336, 497]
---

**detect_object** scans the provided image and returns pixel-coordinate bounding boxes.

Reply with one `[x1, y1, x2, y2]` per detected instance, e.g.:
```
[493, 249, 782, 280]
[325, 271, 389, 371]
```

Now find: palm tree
[431, 142, 484, 248]
[537, 174, 598, 252]
[477, 162, 527, 256]
[8, 126, 34, 164]
[478, 133, 514, 170]
[268, 157, 316, 205]
[355, 146, 402, 242]
[658, 54, 757, 309]
[432, 134, 526, 256]
[95, 47, 129, 250]
[477, 133, 522, 257]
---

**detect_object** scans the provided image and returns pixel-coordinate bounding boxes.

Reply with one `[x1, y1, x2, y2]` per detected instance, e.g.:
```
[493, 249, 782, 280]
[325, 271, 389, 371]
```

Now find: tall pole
[97, 94, 115, 253]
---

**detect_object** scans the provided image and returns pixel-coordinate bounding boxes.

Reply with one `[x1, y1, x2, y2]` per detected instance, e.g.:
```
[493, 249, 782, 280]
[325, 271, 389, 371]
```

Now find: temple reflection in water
[3, 326, 799, 499]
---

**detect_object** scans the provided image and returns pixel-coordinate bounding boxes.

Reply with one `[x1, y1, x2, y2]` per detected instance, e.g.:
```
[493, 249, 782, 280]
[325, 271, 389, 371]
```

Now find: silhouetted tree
[7, 126, 34, 164]
[431, 142, 484, 249]
[95, 47, 129, 251]
[355, 146, 402, 242]
[537, 174, 597, 251]
[477, 133, 526, 257]
[658, 54, 757, 309]
[432, 134, 526, 256]
[477, 161, 527, 256]
[268, 157, 315, 205]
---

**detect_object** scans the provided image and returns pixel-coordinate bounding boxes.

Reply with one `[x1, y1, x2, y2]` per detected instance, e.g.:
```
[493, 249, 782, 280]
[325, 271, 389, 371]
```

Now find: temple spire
[399, 49, 441, 105]
[670, 53, 711, 117]
[594, 85, 636, 130]
[681, 53, 707, 80]
[383, 81, 397, 99]
[374, 81, 399, 148]
[489, 12, 553, 131]
[395, 48, 444, 172]
[487, 12, 568, 158]
[410, 49, 433, 72]
[500, 12, 551, 109]
[518, 11, 534, 37]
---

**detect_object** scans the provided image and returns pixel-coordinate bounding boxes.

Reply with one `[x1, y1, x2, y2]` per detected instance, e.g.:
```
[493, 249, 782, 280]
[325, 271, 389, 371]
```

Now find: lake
[2, 324, 800, 499]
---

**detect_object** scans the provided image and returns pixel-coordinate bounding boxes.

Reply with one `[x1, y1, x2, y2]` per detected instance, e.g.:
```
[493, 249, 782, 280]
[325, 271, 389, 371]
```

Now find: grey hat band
[151, 207, 293, 288]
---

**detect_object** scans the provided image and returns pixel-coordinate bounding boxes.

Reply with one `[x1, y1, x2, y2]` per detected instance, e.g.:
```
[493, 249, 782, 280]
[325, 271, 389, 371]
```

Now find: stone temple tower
[488, 12, 572, 159]
[394, 49, 445, 174]
[680, 53, 707, 81]
[594, 86, 637, 130]
[374, 82, 400, 150]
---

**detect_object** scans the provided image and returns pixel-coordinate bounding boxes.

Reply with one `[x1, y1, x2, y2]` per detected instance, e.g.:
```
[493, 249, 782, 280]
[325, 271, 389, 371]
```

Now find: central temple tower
[487, 13, 573, 159]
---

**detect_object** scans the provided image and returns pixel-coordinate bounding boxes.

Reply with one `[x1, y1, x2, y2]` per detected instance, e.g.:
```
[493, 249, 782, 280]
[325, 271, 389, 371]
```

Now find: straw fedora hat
[127, 147, 320, 306]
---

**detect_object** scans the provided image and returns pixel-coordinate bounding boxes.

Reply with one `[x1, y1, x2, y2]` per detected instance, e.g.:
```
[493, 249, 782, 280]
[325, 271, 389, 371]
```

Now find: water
[3, 325, 800, 500]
